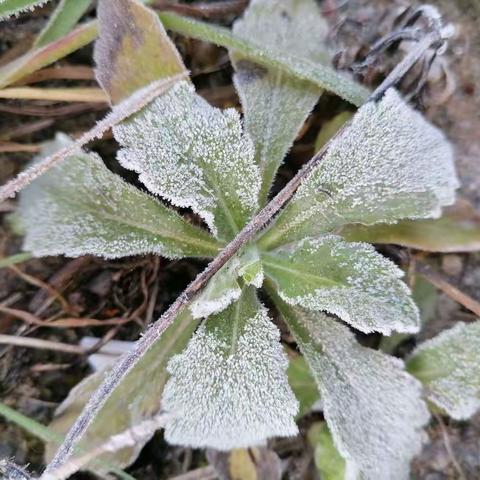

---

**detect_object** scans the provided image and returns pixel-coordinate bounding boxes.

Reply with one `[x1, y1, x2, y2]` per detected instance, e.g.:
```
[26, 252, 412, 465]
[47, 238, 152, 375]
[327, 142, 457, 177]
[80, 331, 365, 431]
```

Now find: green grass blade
[0, 252, 32, 269]
[158, 11, 370, 106]
[0, 402, 136, 480]
[34, 0, 92, 47]
[0, 20, 97, 88]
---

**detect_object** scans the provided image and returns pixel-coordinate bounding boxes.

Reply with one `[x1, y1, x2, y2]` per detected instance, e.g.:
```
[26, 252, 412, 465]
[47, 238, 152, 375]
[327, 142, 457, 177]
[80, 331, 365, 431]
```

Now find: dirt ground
[0, 0, 479, 479]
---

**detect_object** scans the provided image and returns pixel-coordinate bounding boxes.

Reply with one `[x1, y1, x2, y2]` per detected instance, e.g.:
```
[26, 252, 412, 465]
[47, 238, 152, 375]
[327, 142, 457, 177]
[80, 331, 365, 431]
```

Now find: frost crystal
[264, 235, 419, 334]
[261, 88, 458, 248]
[407, 321, 480, 420]
[0, 0, 51, 20]
[190, 257, 242, 319]
[113, 80, 261, 240]
[287, 308, 429, 480]
[19, 133, 220, 259]
[231, 0, 327, 203]
[163, 288, 299, 450]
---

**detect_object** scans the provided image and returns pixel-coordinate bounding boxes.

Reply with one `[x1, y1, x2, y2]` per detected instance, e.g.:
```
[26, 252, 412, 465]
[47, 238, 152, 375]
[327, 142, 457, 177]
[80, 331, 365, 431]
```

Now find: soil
[0, 1, 479, 479]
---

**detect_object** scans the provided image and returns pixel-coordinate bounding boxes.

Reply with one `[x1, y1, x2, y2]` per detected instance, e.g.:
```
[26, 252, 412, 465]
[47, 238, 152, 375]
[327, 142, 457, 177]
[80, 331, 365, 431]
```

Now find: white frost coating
[267, 235, 420, 334]
[266, 88, 459, 246]
[113, 80, 261, 240]
[232, 0, 328, 201]
[294, 309, 429, 480]
[163, 301, 299, 449]
[19, 133, 218, 259]
[190, 257, 242, 319]
[408, 321, 480, 420]
[190, 287, 241, 320]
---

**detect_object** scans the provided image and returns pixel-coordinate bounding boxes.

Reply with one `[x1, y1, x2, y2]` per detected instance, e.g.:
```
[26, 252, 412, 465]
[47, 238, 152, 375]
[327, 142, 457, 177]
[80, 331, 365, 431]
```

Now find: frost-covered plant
[16, 0, 476, 478]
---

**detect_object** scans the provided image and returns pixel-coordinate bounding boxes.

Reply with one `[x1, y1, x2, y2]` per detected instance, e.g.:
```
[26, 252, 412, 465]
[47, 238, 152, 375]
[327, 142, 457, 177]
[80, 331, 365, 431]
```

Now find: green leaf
[271, 296, 429, 480]
[308, 422, 346, 480]
[259, 88, 458, 249]
[288, 354, 319, 418]
[263, 235, 419, 335]
[159, 11, 369, 107]
[0, 0, 50, 20]
[0, 20, 96, 88]
[19, 134, 222, 259]
[33, 0, 91, 47]
[231, 0, 326, 204]
[162, 287, 299, 450]
[46, 307, 197, 474]
[113, 81, 261, 241]
[95, 0, 187, 104]
[380, 277, 437, 354]
[407, 321, 480, 420]
[238, 246, 264, 288]
[190, 256, 242, 319]
[341, 200, 480, 253]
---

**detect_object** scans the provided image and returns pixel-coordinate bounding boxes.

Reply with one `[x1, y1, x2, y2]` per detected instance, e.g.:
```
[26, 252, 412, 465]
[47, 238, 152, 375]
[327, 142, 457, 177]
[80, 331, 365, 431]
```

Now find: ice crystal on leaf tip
[408, 321, 480, 420]
[18, 134, 221, 260]
[278, 305, 429, 480]
[190, 257, 242, 319]
[0, 0, 51, 20]
[263, 235, 419, 335]
[260, 88, 458, 249]
[231, 0, 328, 204]
[162, 288, 299, 450]
[113, 80, 261, 240]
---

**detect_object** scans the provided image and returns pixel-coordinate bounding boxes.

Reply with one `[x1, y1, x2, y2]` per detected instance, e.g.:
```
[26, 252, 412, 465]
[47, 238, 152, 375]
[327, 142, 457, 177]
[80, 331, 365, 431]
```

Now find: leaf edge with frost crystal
[162, 286, 299, 450]
[407, 320, 480, 420]
[263, 234, 420, 335]
[259, 87, 459, 250]
[231, 0, 327, 205]
[113, 80, 262, 241]
[19, 133, 222, 260]
[271, 296, 430, 480]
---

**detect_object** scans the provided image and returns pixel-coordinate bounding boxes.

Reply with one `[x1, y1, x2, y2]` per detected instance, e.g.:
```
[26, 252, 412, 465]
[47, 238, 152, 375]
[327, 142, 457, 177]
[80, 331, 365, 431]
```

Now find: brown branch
[45, 18, 454, 472]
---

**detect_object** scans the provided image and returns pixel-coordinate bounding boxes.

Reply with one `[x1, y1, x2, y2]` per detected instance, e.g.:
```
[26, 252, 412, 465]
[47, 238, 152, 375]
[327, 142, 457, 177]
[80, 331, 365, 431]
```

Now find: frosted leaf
[277, 304, 429, 480]
[113, 80, 261, 240]
[0, 0, 50, 20]
[190, 257, 242, 319]
[231, 0, 327, 203]
[162, 287, 299, 450]
[19, 133, 221, 259]
[263, 235, 419, 335]
[407, 321, 480, 420]
[260, 88, 458, 249]
[45, 308, 197, 474]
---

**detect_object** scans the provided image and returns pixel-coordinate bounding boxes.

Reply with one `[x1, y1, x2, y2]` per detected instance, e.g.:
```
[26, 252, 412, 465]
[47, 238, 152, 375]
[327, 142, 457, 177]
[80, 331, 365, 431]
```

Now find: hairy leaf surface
[407, 321, 480, 420]
[263, 235, 419, 334]
[113, 80, 261, 240]
[260, 88, 458, 249]
[19, 134, 221, 259]
[274, 300, 429, 480]
[46, 308, 197, 474]
[162, 287, 299, 450]
[231, 0, 327, 204]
